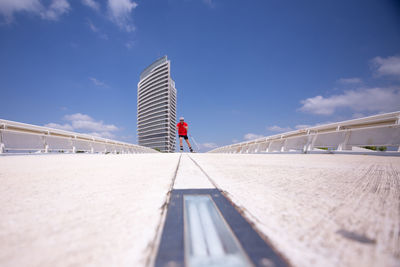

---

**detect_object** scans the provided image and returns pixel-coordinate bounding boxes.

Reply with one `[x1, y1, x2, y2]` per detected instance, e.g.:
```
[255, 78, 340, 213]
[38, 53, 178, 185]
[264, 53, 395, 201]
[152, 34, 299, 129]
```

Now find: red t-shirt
[177, 122, 188, 135]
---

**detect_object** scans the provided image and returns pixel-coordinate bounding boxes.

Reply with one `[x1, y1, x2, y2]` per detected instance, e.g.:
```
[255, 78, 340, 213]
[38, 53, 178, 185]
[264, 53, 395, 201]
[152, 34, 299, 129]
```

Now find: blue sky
[1, 0, 400, 151]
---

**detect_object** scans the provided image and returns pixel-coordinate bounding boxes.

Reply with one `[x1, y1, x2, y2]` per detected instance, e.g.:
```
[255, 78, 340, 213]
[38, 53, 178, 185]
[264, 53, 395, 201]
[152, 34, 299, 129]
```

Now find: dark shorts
[179, 135, 188, 140]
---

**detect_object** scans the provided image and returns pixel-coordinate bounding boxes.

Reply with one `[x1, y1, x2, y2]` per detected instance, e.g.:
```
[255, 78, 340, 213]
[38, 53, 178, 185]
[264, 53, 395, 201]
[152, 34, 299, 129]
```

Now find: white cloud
[125, 40, 134, 49]
[337, 77, 362, 84]
[294, 124, 311, 130]
[372, 55, 400, 78]
[44, 122, 74, 131]
[63, 113, 92, 121]
[64, 113, 118, 132]
[0, 0, 42, 23]
[89, 77, 109, 87]
[82, 0, 100, 11]
[201, 142, 218, 148]
[120, 135, 134, 141]
[107, 0, 137, 32]
[299, 87, 400, 115]
[87, 20, 108, 39]
[244, 133, 264, 141]
[40, 0, 70, 20]
[45, 113, 119, 138]
[0, 0, 70, 22]
[87, 19, 99, 32]
[86, 131, 115, 139]
[196, 142, 218, 152]
[267, 125, 293, 132]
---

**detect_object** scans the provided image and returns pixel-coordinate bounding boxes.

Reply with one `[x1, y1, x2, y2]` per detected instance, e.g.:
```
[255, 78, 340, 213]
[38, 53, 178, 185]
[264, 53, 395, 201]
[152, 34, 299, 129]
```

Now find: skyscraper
[137, 56, 177, 152]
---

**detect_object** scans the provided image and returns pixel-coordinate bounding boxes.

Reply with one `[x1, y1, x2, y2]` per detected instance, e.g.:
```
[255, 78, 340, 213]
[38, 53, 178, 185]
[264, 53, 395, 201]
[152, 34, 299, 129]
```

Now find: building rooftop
[139, 55, 168, 80]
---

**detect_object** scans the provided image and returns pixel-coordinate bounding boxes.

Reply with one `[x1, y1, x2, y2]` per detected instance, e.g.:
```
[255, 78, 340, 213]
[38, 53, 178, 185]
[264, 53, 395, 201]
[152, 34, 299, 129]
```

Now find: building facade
[137, 56, 177, 152]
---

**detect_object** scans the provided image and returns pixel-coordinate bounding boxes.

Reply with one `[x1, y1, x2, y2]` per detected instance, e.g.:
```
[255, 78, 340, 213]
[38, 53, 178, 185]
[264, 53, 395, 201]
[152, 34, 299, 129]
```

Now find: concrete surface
[0, 153, 180, 267]
[173, 154, 214, 189]
[189, 153, 400, 267]
[0, 153, 399, 267]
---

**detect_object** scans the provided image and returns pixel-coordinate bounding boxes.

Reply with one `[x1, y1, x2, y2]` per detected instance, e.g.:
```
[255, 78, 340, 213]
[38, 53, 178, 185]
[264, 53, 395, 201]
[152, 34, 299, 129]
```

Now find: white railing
[209, 111, 400, 154]
[0, 119, 158, 154]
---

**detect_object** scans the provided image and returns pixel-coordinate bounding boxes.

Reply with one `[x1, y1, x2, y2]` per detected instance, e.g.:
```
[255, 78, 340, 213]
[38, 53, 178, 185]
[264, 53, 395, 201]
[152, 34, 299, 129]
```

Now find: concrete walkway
[0, 154, 180, 267]
[0, 153, 399, 267]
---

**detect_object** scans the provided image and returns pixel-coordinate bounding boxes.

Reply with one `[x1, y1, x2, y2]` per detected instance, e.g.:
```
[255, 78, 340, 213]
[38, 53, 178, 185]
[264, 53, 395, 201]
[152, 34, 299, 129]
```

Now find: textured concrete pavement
[0, 154, 180, 267]
[0, 153, 399, 267]
[189, 153, 400, 267]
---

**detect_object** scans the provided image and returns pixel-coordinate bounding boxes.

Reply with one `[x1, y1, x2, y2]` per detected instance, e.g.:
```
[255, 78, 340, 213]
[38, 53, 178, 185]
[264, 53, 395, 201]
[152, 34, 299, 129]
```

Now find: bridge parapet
[209, 111, 400, 154]
[0, 119, 158, 154]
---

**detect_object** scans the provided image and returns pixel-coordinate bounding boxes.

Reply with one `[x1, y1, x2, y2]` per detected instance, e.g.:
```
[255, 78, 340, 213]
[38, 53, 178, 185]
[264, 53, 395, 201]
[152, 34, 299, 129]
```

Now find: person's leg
[185, 137, 193, 152]
[179, 137, 183, 151]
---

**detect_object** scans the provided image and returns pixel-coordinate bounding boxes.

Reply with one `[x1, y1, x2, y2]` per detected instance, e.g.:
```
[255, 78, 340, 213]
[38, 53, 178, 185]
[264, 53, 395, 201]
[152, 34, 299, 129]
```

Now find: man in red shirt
[176, 117, 193, 152]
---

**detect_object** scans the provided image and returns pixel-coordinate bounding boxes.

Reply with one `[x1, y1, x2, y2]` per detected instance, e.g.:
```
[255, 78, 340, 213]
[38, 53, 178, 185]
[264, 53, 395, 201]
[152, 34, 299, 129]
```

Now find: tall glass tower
[137, 56, 177, 152]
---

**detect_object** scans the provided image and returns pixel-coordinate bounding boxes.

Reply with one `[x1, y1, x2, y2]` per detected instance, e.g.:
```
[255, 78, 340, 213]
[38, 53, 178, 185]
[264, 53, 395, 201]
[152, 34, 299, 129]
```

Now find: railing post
[44, 131, 49, 153]
[279, 135, 284, 152]
[0, 125, 4, 154]
[396, 115, 400, 151]
[303, 130, 310, 153]
[266, 142, 272, 153]
[281, 139, 287, 152]
[306, 134, 317, 152]
[91, 138, 94, 154]
[338, 130, 351, 151]
[395, 116, 400, 152]
[73, 135, 77, 153]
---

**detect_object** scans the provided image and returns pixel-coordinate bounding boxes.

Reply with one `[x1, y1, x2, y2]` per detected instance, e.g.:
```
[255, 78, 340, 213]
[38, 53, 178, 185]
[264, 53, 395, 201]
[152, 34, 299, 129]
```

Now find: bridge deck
[0, 153, 399, 267]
